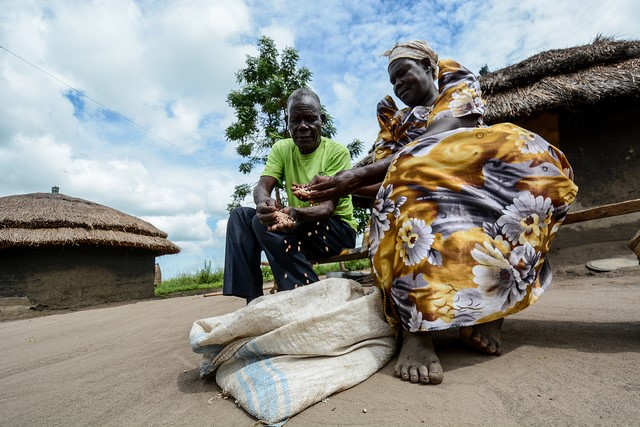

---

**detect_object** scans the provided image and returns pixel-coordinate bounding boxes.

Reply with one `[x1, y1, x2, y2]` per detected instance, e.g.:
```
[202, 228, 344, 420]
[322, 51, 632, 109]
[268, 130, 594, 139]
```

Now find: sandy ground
[1, 244, 639, 426]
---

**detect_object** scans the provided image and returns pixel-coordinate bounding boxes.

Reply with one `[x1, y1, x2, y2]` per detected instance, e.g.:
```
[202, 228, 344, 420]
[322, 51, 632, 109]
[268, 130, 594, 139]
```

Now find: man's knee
[226, 207, 258, 242]
[228, 207, 255, 228]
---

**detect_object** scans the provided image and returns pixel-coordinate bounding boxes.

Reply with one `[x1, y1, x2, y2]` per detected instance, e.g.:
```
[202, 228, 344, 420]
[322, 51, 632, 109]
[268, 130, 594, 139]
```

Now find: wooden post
[564, 199, 640, 225]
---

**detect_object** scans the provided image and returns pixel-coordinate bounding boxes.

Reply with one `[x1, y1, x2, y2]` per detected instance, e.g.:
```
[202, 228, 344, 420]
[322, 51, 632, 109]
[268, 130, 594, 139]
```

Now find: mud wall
[0, 246, 156, 309]
[557, 96, 640, 209]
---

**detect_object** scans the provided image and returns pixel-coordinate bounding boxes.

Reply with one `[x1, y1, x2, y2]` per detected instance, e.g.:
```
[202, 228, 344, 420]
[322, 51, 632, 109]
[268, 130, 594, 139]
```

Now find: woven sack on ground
[190, 278, 396, 424]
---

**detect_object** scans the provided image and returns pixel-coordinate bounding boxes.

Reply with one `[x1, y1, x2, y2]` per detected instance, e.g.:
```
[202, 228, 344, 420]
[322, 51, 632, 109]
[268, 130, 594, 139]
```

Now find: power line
[0, 44, 218, 168]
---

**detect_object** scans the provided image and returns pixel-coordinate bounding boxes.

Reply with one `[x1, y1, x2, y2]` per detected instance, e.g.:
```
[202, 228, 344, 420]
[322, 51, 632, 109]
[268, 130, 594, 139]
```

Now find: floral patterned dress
[369, 60, 578, 333]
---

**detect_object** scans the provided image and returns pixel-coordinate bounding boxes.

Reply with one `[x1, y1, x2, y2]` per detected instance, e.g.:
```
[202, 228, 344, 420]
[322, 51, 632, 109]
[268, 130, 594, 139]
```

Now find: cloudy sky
[2, 0, 639, 279]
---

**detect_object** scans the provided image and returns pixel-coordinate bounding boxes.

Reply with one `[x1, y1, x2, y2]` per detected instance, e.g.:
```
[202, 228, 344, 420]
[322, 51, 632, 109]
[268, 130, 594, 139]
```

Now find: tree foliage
[478, 64, 491, 76]
[346, 138, 364, 160]
[226, 36, 336, 211]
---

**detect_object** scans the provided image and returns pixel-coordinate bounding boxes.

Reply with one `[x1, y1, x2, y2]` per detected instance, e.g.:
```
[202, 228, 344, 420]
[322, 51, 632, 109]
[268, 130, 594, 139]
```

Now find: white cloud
[215, 219, 228, 238]
[2, 0, 639, 279]
[143, 211, 212, 242]
[0, 134, 71, 193]
[259, 25, 296, 49]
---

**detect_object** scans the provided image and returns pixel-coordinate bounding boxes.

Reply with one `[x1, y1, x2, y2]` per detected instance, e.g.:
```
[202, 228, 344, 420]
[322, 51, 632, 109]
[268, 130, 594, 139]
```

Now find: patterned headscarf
[382, 40, 439, 79]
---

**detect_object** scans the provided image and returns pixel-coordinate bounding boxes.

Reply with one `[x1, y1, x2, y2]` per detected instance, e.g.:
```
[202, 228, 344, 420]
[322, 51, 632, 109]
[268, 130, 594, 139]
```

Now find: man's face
[287, 95, 323, 155]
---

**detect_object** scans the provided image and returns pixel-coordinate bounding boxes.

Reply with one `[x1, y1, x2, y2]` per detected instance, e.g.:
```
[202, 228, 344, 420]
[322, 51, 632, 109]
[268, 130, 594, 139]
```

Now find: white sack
[190, 278, 396, 424]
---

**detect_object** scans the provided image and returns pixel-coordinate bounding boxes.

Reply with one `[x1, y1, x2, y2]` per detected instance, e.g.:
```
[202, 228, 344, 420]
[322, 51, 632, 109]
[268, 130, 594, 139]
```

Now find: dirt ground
[1, 241, 639, 426]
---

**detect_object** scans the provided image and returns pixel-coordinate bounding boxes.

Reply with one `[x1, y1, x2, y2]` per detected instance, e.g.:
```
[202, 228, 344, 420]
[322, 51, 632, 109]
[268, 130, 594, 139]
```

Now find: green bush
[196, 260, 224, 284]
[155, 260, 223, 297]
[262, 265, 274, 282]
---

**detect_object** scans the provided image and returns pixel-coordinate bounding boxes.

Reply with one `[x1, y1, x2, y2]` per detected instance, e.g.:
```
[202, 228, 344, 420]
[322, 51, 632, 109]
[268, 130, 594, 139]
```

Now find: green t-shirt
[261, 137, 357, 231]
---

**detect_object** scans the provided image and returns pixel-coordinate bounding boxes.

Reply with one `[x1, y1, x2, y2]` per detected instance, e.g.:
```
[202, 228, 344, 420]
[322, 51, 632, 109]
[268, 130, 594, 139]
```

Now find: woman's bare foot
[459, 318, 504, 355]
[394, 331, 444, 384]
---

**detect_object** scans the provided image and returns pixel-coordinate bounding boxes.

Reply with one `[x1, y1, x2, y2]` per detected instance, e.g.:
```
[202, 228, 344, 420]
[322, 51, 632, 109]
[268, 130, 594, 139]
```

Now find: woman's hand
[291, 183, 314, 202]
[305, 170, 357, 203]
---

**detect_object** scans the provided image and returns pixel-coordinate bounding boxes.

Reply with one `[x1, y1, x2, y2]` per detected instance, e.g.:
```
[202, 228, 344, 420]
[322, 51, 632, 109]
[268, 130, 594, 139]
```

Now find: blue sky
[1, 0, 639, 278]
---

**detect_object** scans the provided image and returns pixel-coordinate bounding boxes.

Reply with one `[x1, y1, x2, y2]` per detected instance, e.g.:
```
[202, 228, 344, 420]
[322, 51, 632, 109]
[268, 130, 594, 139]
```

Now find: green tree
[346, 138, 364, 160]
[478, 64, 491, 76]
[225, 36, 337, 211]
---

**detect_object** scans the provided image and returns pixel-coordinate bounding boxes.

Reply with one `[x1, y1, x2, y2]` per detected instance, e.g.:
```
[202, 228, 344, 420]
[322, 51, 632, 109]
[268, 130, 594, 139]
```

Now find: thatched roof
[0, 193, 180, 255]
[480, 36, 640, 123]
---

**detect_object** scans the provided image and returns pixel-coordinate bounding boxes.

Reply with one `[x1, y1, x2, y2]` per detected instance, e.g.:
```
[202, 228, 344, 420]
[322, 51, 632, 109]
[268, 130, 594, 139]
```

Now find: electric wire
[0, 44, 218, 168]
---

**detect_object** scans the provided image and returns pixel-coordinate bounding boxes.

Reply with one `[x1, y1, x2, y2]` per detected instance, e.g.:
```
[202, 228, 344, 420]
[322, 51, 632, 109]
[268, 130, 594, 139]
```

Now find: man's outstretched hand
[267, 209, 298, 232]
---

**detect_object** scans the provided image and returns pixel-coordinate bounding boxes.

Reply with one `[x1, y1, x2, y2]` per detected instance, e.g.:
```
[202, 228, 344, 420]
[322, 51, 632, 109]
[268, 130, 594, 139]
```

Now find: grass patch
[155, 260, 223, 297]
[313, 258, 371, 276]
[155, 258, 371, 297]
[154, 279, 220, 297]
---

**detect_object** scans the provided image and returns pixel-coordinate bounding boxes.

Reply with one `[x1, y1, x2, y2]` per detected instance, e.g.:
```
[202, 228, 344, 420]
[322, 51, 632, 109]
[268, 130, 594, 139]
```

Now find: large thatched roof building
[0, 192, 180, 310]
[480, 36, 640, 208]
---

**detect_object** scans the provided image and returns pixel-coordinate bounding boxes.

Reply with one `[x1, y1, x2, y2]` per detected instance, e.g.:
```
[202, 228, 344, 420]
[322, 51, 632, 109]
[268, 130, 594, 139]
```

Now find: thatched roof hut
[0, 192, 180, 254]
[0, 192, 180, 310]
[480, 36, 640, 209]
[481, 35, 640, 124]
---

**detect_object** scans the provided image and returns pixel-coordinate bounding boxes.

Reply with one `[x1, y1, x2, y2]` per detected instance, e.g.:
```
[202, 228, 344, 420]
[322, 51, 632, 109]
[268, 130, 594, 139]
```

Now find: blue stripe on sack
[232, 340, 292, 422]
[235, 369, 258, 416]
[251, 342, 291, 419]
[232, 341, 267, 417]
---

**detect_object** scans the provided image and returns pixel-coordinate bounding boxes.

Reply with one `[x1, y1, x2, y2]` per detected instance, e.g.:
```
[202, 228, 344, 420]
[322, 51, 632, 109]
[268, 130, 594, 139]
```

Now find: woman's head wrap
[382, 40, 439, 79]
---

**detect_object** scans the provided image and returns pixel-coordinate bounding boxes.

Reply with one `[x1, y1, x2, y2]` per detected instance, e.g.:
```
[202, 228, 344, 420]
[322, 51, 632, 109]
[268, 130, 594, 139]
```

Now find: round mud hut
[480, 35, 640, 209]
[0, 192, 180, 310]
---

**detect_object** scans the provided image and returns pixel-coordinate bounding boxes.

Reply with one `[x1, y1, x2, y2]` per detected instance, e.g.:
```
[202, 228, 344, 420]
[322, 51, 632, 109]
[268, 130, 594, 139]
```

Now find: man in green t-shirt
[223, 88, 357, 304]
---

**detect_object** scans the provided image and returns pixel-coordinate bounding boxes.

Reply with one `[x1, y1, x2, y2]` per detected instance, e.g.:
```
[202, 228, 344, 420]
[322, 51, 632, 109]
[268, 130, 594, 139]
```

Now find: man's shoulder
[273, 138, 295, 149]
[321, 137, 349, 153]
[269, 138, 296, 159]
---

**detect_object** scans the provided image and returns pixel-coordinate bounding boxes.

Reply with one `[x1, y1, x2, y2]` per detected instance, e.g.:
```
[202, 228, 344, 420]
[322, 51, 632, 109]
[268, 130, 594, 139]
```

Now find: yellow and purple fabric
[368, 60, 578, 333]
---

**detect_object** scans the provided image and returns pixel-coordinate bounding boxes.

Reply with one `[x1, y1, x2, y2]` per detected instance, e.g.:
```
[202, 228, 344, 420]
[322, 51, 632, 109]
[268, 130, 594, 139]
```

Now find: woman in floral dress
[305, 40, 578, 385]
